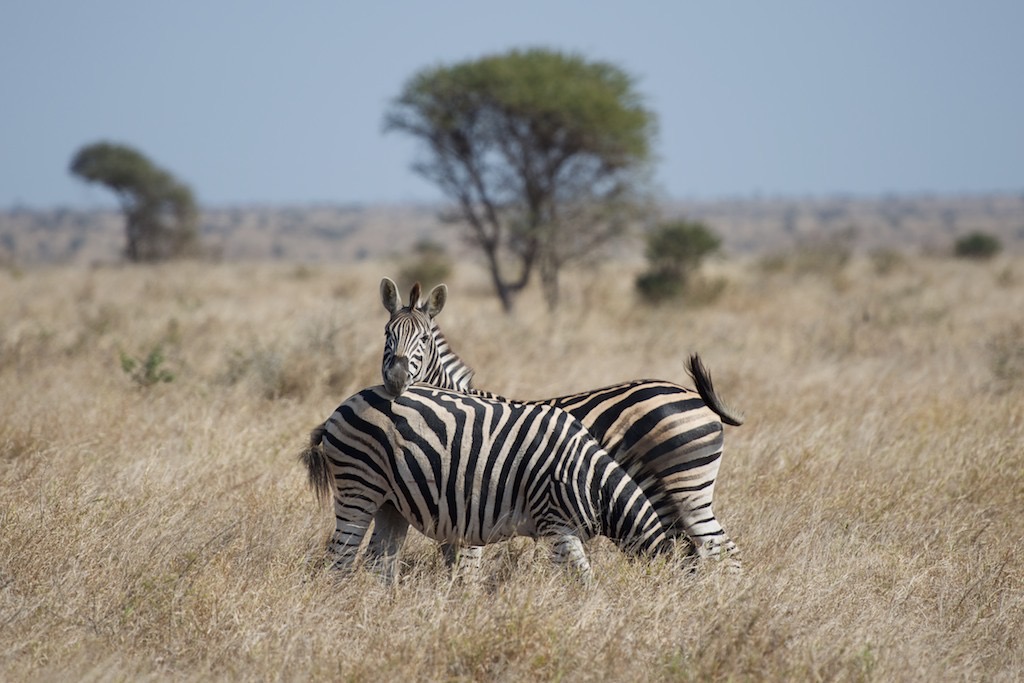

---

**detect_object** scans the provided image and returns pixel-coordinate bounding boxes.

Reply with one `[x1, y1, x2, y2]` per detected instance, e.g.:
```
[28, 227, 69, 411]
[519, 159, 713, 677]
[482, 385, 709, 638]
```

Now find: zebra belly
[384, 454, 538, 546]
[390, 492, 537, 546]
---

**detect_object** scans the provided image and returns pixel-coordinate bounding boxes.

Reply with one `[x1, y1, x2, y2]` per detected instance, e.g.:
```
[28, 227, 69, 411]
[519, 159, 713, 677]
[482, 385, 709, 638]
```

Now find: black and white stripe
[377, 278, 745, 570]
[301, 384, 672, 583]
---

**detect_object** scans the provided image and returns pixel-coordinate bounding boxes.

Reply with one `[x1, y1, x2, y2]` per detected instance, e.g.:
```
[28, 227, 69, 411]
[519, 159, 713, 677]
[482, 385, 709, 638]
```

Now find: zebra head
[380, 277, 448, 396]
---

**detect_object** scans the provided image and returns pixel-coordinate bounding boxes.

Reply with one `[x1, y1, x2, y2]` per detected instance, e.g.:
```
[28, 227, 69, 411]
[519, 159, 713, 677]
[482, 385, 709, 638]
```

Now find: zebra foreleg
[441, 544, 483, 577]
[364, 502, 410, 584]
[549, 533, 593, 584]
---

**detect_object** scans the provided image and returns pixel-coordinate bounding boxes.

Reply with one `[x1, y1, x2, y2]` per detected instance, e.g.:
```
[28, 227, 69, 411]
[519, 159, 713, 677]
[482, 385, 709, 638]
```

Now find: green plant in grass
[119, 344, 175, 387]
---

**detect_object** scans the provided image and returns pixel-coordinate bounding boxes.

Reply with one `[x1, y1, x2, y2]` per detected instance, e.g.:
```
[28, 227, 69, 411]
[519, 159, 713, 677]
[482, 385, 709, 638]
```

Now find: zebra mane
[428, 318, 476, 391]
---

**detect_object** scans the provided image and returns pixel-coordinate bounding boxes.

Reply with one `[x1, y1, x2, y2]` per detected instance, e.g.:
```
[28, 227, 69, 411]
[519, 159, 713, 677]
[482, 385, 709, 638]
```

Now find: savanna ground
[1, 250, 1022, 681]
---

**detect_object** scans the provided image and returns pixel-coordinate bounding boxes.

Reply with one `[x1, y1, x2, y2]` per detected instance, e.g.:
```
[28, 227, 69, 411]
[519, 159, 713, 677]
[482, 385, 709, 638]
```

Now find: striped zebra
[375, 277, 745, 570]
[300, 384, 673, 583]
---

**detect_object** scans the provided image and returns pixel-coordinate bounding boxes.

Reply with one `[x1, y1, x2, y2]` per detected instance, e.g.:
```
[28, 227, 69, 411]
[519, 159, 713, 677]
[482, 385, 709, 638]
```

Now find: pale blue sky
[2, 1, 1022, 208]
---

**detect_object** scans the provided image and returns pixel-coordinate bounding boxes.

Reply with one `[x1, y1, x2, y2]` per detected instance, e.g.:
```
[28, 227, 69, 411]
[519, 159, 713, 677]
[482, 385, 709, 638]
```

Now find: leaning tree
[69, 141, 199, 262]
[384, 48, 656, 311]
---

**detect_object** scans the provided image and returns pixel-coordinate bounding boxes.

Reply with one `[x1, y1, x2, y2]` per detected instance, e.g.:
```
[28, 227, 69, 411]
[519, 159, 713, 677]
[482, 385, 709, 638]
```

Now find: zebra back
[309, 385, 671, 575]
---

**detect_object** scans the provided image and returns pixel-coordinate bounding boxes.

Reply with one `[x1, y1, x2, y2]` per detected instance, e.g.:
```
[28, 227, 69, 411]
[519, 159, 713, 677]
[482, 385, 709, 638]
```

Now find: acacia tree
[69, 142, 199, 262]
[384, 48, 655, 311]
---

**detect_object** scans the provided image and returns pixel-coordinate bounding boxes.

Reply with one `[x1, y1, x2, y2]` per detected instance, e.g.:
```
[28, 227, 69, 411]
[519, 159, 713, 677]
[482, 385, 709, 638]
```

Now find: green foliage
[119, 344, 175, 387]
[69, 141, 199, 262]
[385, 48, 656, 312]
[954, 231, 1002, 260]
[643, 220, 721, 275]
[399, 240, 453, 292]
[635, 270, 684, 304]
[635, 220, 721, 304]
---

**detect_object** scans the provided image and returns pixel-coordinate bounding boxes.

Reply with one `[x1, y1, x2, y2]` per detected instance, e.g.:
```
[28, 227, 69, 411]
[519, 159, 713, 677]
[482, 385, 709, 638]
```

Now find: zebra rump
[301, 384, 672, 582]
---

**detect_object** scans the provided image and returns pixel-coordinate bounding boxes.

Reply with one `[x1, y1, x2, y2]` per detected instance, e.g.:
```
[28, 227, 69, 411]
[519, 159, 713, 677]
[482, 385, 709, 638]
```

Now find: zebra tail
[299, 422, 332, 507]
[686, 353, 745, 427]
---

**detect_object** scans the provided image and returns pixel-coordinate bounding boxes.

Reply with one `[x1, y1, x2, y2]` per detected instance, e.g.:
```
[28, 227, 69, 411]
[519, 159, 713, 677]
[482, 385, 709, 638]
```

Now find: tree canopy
[69, 142, 199, 262]
[385, 48, 656, 311]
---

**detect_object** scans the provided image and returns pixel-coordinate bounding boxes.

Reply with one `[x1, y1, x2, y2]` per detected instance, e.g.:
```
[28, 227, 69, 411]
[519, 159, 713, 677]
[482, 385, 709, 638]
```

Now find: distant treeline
[2, 194, 1022, 266]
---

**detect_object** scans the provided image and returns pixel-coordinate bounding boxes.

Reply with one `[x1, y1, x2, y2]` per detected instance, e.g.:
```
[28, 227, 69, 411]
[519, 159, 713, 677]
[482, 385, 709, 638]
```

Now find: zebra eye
[420, 333, 429, 343]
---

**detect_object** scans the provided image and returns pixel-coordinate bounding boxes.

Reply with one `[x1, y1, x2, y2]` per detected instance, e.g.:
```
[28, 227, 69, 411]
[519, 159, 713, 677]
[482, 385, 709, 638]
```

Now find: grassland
[1, 252, 1022, 681]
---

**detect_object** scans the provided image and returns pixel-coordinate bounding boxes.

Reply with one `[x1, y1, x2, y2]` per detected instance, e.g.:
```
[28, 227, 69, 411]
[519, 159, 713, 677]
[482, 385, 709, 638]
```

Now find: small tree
[385, 48, 655, 312]
[636, 219, 721, 304]
[69, 141, 199, 262]
[954, 231, 1002, 260]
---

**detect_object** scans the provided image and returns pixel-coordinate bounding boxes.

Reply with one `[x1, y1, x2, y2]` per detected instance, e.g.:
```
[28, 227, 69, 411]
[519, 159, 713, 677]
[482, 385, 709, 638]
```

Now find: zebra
[375, 277, 745, 571]
[300, 384, 673, 583]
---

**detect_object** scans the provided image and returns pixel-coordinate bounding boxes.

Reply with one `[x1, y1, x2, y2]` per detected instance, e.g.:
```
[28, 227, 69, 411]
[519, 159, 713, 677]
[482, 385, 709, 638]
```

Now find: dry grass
[2, 254, 1022, 681]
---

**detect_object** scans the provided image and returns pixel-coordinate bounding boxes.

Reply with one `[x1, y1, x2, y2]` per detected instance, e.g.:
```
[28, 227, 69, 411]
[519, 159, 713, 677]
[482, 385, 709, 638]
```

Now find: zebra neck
[429, 323, 475, 391]
[598, 456, 667, 554]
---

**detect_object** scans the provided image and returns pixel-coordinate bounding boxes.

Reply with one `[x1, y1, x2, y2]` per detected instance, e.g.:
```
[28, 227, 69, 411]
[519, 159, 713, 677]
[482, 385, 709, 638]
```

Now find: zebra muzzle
[383, 357, 412, 396]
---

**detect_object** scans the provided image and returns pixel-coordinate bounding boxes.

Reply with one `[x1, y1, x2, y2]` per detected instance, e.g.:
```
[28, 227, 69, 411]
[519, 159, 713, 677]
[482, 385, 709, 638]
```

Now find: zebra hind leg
[364, 502, 410, 584]
[327, 495, 376, 573]
[682, 504, 743, 572]
[698, 535, 742, 573]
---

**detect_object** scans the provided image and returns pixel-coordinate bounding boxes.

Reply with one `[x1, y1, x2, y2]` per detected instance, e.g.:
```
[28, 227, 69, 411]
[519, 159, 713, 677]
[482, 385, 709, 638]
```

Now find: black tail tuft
[686, 354, 745, 427]
[298, 422, 332, 507]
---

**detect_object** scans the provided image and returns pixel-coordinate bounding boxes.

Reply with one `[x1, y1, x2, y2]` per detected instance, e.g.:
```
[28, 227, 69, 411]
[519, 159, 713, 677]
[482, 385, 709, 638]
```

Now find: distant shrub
[635, 219, 721, 305]
[120, 344, 174, 387]
[635, 270, 684, 304]
[399, 240, 453, 291]
[954, 231, 1002, 260]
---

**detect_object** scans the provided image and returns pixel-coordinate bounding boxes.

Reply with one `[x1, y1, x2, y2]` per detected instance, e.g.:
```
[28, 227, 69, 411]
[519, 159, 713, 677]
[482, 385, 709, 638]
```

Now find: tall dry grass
[1, 254, 1022, 681]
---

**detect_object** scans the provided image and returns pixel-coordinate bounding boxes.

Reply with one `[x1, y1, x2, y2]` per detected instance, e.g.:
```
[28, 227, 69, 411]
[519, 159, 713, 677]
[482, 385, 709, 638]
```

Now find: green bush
[635, 219, 720, 304]
[635, 270, 684, 304]
[643, 220, 721, 274]
[954, 231, 1002, 260]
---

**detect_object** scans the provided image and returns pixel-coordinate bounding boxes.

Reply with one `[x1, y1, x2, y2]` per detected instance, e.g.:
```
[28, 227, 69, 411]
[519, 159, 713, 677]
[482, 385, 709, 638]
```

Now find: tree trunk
[540, 256, 560, 311]
[481, 242, 515, 313]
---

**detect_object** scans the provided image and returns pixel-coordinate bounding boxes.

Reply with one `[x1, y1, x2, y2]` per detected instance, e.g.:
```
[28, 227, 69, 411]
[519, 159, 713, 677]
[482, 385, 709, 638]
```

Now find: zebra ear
[409, 282, 422, 309]
[423, 284, 447, 318]
[381, 277, 401, 314]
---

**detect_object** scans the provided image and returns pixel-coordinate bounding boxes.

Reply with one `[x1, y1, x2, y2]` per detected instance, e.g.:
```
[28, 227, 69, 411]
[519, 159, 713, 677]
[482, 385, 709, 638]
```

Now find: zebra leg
[441, 544, 483, 575]
[326, 493, 376, 573]
[680, 503, 742, 572]
[364, 502, 410, 584]
[550, 534, 593, 584]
